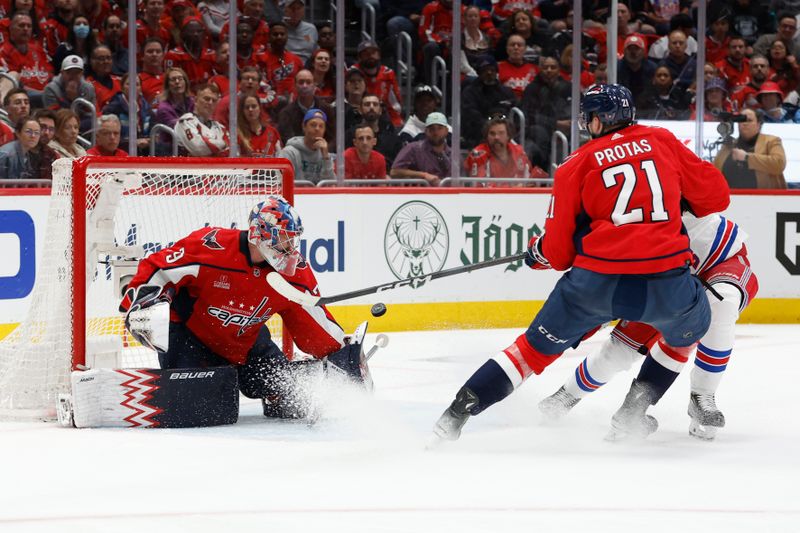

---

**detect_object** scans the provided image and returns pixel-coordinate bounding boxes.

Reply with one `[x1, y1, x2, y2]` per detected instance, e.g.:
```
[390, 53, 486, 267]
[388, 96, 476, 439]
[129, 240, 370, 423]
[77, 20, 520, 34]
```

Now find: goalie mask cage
[0, 156, 295, 420]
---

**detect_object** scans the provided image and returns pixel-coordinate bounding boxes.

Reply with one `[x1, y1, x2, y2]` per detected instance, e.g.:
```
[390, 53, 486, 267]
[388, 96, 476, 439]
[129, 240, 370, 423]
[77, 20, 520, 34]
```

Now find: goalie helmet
[579, 84, 636, 137]
[248, 196, 304, 276]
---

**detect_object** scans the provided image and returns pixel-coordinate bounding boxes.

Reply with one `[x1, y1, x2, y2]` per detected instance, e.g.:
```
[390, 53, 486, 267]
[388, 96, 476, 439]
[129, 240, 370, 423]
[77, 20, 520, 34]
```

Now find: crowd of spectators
[0, 0, 796, 188]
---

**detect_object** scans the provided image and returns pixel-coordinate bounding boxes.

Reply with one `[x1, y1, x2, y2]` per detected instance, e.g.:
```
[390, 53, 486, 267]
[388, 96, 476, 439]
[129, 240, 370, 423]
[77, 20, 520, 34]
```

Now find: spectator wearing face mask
[50, 14, 98, 76]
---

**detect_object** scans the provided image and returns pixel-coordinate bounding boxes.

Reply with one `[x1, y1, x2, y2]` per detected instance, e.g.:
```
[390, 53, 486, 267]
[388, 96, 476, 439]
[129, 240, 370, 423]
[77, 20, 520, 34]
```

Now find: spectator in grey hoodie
[279, 108, 334, 184]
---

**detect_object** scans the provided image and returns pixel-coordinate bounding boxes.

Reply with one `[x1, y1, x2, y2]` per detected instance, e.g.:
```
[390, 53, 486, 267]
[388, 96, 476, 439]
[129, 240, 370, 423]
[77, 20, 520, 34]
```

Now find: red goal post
[0, 156, 295, 419]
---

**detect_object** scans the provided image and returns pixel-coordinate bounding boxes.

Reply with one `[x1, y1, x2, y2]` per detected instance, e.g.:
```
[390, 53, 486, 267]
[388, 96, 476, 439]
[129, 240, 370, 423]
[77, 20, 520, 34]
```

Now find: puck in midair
[371, 303, 387, 317]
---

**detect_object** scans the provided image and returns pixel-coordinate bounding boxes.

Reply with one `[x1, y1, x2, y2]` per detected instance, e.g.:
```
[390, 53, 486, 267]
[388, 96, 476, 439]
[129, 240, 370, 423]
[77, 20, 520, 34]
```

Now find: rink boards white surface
[1, 324, 798, 533]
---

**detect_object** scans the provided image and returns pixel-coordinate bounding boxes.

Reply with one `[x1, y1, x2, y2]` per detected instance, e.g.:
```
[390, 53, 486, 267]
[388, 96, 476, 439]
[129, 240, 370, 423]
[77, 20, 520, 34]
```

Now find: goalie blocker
[59, 366, 239, 428]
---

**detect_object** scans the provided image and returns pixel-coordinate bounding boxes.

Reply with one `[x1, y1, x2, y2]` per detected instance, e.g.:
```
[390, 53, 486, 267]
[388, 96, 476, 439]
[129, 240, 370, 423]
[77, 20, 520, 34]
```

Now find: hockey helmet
[579, 84, 636, 136]
[248, 196, 304, 276]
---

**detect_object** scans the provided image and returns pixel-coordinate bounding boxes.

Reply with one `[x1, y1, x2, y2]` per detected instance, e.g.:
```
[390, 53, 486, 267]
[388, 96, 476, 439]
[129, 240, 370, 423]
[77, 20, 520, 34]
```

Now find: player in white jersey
[539, 212, 759, 440]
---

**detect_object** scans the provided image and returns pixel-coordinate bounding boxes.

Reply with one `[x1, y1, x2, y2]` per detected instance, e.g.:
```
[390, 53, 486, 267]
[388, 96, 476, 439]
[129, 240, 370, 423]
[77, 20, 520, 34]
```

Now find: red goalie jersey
[120, 227, 345, 365]
[543, 124, 730, 273]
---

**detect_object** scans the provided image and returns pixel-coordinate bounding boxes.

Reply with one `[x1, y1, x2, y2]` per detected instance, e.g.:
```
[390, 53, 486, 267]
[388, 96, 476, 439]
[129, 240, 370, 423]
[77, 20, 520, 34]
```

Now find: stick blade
[266, 272, 321, 306]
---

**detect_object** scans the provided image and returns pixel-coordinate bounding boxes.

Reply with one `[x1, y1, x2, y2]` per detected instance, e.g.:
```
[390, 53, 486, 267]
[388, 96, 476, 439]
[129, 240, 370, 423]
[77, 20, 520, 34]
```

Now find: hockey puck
[371, 303, 387, 317]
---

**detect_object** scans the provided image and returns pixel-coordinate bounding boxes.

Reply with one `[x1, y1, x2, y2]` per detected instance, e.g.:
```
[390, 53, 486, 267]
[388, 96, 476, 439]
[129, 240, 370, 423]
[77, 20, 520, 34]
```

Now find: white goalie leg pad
[691, 283, 741, 395]
[68, 367, 239, 428]
[564, 335, 641, 398]
[127, 300, 170, 352]
[70, 368, 159, 428]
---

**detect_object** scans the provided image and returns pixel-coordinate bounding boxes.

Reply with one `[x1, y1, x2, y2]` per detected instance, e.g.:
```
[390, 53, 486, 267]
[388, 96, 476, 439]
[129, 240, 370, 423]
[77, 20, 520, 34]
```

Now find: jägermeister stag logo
[384, 201, 449, 288]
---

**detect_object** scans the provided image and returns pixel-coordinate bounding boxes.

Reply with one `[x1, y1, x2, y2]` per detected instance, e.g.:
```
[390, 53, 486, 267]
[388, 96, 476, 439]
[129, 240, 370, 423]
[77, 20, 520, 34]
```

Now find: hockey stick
[267, 252, 527, 306]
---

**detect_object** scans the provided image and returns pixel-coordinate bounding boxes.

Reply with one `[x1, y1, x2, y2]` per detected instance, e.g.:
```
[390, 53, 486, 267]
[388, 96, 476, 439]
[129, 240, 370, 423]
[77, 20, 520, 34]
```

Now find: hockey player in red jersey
[539, 212, 758, 440]
[433, 84, 731, 442]
[120, 196, 368, 420]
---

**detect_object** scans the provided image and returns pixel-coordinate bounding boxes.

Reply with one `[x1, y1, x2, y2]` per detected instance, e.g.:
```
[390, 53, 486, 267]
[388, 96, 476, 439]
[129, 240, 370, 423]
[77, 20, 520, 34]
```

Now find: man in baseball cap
[391, 111, 451, 186]
[278, 108, 334, 184]
[618, 34, 656, 97]
[61, 55, 84, 72]
[398, 85, 443, 145]
[43, 54, 96, 111]
[282, 0, 316, 62]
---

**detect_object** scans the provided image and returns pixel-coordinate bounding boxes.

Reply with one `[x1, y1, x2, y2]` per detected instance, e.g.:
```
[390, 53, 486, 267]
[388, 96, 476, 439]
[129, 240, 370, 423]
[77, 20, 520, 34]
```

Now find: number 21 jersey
[542, 124, 731, 274]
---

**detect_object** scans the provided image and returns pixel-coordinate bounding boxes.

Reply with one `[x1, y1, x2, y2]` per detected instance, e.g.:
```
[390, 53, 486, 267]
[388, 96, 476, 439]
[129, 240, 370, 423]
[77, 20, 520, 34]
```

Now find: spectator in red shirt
[498, 34, 538, 102]
[255, 20, 304, 108]
[42, 0, 77, 59]
[0, 0, 44, 47]
[220, 5, 271, 50]
[86, 45, 122, 115]
[139, 37, 166, 107]
[715, 36, 750, 92]
[0, 12, 53, 102]
[464, 115, 545, 186]
[705, 10, 731, 64]
[345, 124, 388, 181]
[165, 16, 217, 88]
[137, 0, 173, 52]
[237, 93, 282, 157]
[87, 114, 127, 157]
[353, 40, 404, 127]
[78, 0, 111, 30]
[731, 55, 770, 110]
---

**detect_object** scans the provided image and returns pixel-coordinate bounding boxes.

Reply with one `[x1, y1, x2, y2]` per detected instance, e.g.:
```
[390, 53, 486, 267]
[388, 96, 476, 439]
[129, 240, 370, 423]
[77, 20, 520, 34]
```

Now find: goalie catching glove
[525, 234, 551, 270]
[123, 285, 173, 352]
[325, 321, 374, 391]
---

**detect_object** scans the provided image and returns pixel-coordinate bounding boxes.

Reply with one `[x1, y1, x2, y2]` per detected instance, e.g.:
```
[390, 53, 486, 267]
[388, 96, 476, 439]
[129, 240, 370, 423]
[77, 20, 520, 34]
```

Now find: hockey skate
[688, 392, 725, 440]
[432, 386, 478, 442]
[538, 386, 581, 422]
[605, 379, 658, 442]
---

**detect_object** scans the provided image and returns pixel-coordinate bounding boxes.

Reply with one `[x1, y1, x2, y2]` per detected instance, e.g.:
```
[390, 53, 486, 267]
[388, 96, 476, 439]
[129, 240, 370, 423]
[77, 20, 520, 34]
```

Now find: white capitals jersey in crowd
[174, 113, 230, 157]
[683, 212, 747, 276]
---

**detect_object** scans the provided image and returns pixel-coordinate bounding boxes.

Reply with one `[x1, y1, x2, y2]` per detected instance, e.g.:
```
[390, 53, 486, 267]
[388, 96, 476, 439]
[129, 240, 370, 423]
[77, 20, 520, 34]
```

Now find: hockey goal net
[0, 156, 295, 419]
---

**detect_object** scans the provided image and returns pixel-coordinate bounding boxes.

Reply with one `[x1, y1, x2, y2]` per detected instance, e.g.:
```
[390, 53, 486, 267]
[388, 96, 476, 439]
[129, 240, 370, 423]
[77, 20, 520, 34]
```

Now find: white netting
[0, 157, 291, 419]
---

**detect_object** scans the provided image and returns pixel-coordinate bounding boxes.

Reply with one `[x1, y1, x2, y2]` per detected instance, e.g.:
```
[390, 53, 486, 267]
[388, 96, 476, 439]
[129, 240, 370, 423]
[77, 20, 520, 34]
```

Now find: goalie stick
[267, 252, 526, 306]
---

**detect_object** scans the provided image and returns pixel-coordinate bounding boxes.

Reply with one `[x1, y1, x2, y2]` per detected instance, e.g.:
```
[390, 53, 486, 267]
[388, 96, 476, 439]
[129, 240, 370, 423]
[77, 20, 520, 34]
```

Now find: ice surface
[1, 325, 798, 532]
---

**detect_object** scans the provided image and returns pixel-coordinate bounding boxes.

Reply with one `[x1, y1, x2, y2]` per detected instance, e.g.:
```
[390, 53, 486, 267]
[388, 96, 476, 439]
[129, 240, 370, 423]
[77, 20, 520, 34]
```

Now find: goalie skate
[688, 392, 725, 440]
[538, 386, 581, 422]
[605, 379, 658, 442]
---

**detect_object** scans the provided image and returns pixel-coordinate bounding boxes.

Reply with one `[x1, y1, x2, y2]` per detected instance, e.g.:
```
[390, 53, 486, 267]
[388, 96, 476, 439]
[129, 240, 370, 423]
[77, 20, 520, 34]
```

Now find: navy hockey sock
[636, 355, 680, 405]
[462, 359, 515, 415]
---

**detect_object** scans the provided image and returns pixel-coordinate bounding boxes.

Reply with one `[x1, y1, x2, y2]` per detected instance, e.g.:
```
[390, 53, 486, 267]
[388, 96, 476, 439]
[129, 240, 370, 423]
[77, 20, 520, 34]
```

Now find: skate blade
[604, 426, 631, 442]
[425, 433, 449, 450]
[538, 402, 569, 424]
[689, 420, 718, 440]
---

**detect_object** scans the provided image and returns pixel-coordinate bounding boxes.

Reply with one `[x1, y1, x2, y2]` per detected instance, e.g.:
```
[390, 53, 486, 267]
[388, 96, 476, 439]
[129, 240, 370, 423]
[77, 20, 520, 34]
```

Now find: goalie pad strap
[70, 367, 239, 428]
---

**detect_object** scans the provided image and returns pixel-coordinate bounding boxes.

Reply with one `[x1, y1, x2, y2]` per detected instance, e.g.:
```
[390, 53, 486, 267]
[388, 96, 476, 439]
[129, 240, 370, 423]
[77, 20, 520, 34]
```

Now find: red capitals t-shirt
[344, 147, 387, 179]
[542, 124, 730, 274]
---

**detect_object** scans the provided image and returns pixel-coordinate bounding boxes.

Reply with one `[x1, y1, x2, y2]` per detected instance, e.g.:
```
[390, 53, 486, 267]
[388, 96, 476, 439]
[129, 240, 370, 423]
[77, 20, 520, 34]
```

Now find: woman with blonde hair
[153, 67, 194, 155]
[237, 94, 281, 157]
[49, 109, 87, 158]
